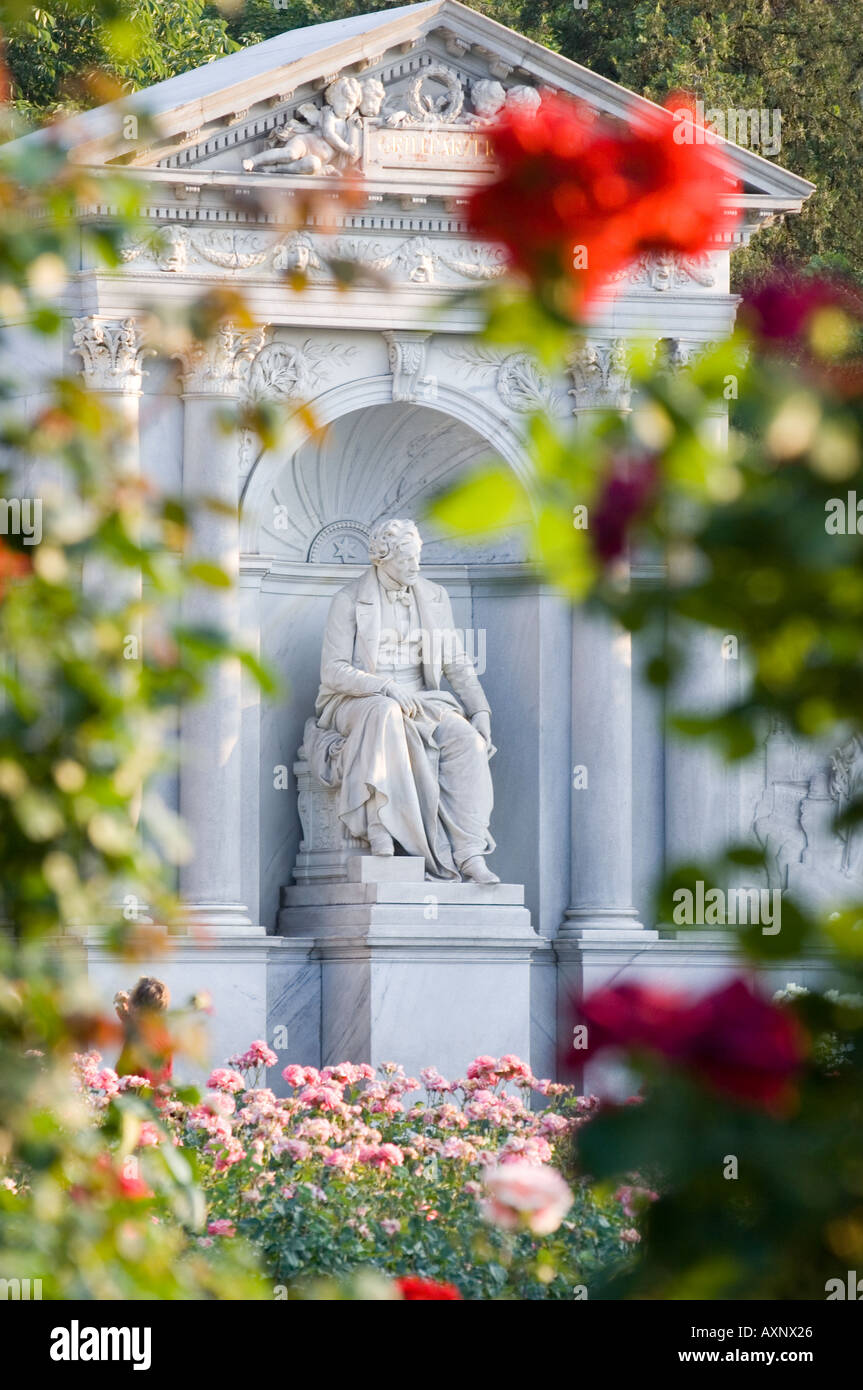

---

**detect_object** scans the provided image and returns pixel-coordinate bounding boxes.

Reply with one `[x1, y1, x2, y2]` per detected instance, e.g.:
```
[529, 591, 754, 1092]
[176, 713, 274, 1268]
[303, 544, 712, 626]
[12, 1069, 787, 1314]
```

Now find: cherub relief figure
[243, 76, 364, 175]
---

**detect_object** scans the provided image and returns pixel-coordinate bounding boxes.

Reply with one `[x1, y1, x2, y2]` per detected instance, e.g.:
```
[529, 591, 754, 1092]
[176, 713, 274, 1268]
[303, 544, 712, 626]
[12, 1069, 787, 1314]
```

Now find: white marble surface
[278, 868, 546, 1077]
[85, 936, 270, 1082]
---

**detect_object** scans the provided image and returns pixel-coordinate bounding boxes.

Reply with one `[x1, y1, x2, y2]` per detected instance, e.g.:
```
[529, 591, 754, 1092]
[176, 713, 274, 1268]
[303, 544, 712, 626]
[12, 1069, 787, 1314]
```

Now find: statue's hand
[471, 711, 492, 749]
[386, 684, 420, 719]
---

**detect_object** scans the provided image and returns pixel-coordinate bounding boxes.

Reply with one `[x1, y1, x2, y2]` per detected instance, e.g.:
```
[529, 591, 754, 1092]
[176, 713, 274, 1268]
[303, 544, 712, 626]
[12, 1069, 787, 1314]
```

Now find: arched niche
[240, 397, 571, 948]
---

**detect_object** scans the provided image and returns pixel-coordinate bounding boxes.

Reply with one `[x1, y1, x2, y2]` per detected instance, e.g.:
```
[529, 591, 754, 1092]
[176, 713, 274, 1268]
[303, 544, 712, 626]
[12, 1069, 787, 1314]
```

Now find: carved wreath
[406, 63, 465, 124]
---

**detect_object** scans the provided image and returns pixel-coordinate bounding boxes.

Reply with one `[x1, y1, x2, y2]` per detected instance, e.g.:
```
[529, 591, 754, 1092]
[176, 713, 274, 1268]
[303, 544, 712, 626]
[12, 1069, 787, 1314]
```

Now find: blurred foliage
[429, 94, 863, 1295]
[578, 986, 863, 1300]
[0, 942, 266, 1297]
[0, 50, 275, 1294]
[2, 0, 863, 1303]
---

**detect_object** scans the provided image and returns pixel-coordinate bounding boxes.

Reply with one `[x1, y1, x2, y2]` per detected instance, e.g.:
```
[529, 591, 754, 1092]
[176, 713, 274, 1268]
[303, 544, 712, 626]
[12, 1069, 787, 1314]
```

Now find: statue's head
[505, 85, 541, 114]
[370, 518, 422, 587]
[326, 76, 363, 118]
[471, 79, 506, 118]
[360, 78, 387, 117]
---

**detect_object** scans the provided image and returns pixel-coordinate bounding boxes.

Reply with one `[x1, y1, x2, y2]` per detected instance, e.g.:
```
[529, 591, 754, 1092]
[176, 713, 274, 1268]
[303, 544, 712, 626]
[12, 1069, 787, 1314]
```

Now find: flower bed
[74, 1044, 643, 1300]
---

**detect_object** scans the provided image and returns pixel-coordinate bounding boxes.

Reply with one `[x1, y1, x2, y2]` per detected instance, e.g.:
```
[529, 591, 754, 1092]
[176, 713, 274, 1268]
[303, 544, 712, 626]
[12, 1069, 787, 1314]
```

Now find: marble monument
[3, 1, 835, 1081]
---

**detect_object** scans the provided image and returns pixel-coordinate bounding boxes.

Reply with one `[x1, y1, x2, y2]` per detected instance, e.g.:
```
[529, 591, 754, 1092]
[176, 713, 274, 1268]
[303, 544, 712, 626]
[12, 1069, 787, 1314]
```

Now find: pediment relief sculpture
[241, 62, 543, 178]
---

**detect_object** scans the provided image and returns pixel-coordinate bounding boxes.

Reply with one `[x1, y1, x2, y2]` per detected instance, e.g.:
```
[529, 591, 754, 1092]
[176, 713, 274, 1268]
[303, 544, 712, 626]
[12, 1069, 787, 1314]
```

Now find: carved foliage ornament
[72, 317, 150, 393]
[175, 323, 266, 396]
[568, 339, 632, 412]
[407, 63, 465, 123]
[444, 343, 561, 415]
[244, 338, 358, 402]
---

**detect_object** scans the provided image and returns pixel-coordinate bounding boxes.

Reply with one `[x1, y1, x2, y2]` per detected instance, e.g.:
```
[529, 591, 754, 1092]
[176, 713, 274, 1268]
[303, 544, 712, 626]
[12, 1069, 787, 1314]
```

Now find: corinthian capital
[175, 323, 267, 397]
[72, 316, 149, 393]
[567, 338, 632, 413]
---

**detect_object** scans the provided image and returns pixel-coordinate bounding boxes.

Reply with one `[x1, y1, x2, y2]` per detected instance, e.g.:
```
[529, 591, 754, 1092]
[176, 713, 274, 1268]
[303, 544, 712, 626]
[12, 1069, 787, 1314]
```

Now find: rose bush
[71, 1044, 643, 1300]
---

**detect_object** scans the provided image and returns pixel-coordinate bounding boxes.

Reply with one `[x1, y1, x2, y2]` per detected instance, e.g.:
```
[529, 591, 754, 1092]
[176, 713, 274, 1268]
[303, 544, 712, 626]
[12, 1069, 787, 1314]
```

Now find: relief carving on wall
[120, 226, 505, 287]
[244, 338, 358, 402]
[238, 61, 544, 178]
[609, 251, 717, 292]
[752, 719, 863, 906]
[444, 343, 564, 414]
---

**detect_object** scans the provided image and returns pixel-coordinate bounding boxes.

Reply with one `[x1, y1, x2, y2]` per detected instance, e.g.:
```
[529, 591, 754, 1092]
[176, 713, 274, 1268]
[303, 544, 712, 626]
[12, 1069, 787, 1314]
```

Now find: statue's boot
[368, 826, 395, 856]
[460, 855, 500, 885]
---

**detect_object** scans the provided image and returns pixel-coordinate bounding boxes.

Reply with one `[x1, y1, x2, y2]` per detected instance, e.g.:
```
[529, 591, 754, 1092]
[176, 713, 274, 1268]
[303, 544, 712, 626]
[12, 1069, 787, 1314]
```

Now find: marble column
[72, 316, 147, 615]
[561, 608, 646, 938]
[657, 342, 741, 889]
[176, 324, 266, 934]
[560, 338, 647, 940]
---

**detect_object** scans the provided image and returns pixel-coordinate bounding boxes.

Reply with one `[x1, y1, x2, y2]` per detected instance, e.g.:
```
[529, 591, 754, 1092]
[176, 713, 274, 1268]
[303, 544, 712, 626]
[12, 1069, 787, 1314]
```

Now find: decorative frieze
[120, 226, 505, 286]
[611, 251, 717, 292]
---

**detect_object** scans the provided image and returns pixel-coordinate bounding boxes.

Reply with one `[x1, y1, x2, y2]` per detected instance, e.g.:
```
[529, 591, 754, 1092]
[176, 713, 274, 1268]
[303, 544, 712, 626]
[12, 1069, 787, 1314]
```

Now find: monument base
[276, 856, 547, 1079]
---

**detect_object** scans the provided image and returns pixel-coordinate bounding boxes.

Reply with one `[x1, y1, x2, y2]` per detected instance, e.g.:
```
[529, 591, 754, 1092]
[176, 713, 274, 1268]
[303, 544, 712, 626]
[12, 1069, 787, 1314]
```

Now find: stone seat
[293, 716, 366, 883]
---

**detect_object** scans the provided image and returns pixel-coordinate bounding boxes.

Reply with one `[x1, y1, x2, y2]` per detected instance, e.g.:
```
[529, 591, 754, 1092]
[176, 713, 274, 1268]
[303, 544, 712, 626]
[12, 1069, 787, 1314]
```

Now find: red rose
[591, 455, 658, 562]
[677, 980, 808, 1107]
[738, 270, 863, 396]
[740, 271, 863, 347]
[576, 978, 807, 1108]
[469, 94, 737, 312]
[395, 1275, 462, 1301]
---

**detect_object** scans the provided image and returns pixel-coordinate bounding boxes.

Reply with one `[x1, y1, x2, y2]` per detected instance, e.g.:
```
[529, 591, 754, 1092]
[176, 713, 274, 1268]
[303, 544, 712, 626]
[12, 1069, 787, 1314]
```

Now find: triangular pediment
[7, 0, 814, 209]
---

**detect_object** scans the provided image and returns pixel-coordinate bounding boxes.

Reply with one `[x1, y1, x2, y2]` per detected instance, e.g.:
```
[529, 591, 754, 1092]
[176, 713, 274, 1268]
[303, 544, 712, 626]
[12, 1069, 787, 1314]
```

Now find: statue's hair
[471, 79, 506, 114]
[325, 75, 363, 110]
[369, 518, 422, 565]
[360, 77, 387, 114]
[505, 85, 541, 112]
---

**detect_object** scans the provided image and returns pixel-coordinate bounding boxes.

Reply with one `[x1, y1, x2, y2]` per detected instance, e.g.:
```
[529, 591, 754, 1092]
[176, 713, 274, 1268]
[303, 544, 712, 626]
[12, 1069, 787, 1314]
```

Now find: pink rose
[136, 1121, 161, 1148]
[480, 1162, 573, 1235]
[358, 1143, 404, 1169]
[206, 1068, 246, 1094]
[466, 1055, 498, 1081]
[228, 1040, 278, 1070]
[207, 1219, 236, 1237]
[273, 1138, 311, 1162]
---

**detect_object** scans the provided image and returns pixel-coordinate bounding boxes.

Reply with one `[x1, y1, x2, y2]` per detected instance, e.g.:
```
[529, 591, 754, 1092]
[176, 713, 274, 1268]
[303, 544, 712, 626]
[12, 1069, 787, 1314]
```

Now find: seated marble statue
[314, 518, 499, 884]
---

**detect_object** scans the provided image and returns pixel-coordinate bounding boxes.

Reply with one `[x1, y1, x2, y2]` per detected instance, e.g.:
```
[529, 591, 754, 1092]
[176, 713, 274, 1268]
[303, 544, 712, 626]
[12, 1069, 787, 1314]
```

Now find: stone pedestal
[277, 857, 546, 1077]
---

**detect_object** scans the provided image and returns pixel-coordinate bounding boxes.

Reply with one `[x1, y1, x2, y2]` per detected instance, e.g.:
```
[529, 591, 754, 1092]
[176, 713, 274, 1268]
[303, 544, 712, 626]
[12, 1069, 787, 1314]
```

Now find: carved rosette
[175, 322, 267, 397]
[443, 343, 561, 416]
[567, 338, 632, 413]
[244, 338, 358, 403]
[72, 316, 149, 394]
